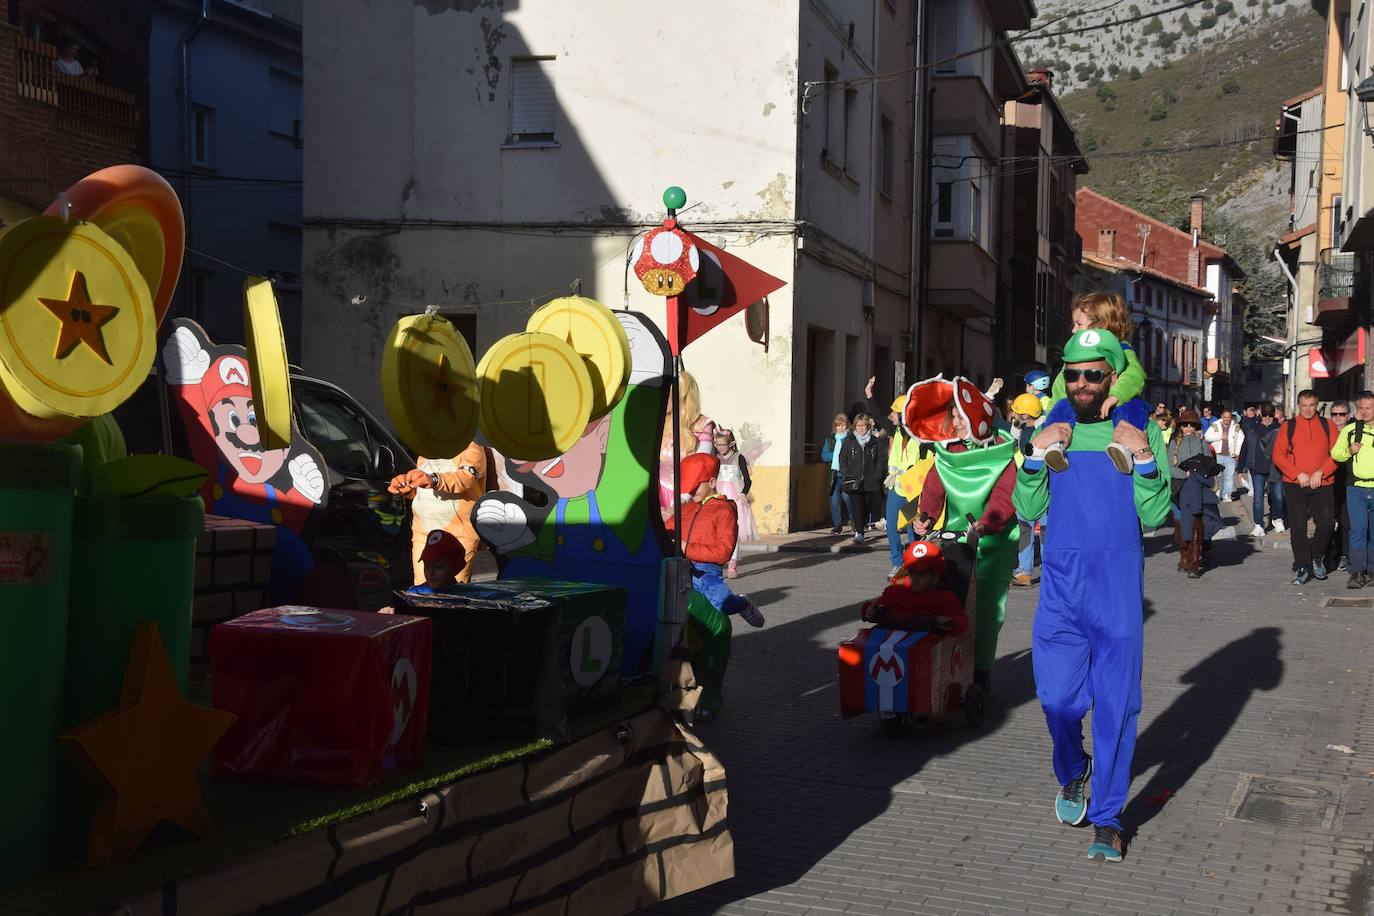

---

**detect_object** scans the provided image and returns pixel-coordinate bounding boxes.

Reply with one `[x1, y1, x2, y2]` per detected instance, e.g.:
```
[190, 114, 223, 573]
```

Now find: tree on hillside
[1142, 15, 1164, 35]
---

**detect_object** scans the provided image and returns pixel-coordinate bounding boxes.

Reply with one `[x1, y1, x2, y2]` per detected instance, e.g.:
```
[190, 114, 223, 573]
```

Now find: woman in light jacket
[820, 412, 850, 534]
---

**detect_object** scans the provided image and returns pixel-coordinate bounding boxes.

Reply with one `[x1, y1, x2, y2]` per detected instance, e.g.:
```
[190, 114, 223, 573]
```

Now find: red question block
[210, 607, 432, 788]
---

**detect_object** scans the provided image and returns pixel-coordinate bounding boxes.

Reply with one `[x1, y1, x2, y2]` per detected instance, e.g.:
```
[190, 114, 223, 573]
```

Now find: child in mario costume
[668, 452, 765, 628]
[410, 530, 466, 595]
[862, 541, 968, 635]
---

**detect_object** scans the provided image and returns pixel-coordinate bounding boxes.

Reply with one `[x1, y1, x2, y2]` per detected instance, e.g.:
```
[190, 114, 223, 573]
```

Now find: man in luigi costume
[1015, 328, 1171, 863]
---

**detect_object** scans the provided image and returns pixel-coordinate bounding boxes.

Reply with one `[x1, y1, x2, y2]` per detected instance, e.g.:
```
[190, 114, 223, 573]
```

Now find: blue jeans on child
[829, 473, 845, 528]
[1044, 396, 1152, 432]
[1016, 511, 1044, 575]
[886, 488, 914, 567]
[691, 561, 749, 615]
[1348, 486, 1374, 575]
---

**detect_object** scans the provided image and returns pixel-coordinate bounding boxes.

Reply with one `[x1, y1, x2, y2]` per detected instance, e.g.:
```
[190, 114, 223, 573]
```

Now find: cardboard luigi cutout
[163, 318, 328, 602]
[472, 311, 674, 680]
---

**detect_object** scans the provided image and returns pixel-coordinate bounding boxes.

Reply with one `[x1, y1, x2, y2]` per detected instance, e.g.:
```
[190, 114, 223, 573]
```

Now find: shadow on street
[1123, 626, 1284, 838]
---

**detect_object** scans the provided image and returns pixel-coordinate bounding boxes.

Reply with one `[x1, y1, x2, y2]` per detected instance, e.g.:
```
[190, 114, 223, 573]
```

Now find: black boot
[973, 670, 992, 693]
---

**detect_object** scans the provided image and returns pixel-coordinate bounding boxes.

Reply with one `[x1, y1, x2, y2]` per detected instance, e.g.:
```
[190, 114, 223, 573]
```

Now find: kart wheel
[963, 683, 985, 727]
[880, 715, 905, 739]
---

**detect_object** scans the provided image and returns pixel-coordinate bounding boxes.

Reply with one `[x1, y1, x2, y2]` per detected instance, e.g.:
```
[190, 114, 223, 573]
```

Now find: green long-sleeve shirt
[1013, 415, 1171, 528]
[1047, 344, 1146, 411]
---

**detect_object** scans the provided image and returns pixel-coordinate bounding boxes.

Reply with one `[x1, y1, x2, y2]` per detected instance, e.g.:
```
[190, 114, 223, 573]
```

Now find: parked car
[114, 365, 415, 610]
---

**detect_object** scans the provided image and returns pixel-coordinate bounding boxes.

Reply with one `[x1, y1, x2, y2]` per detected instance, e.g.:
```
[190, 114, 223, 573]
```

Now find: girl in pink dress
[713, 427, 758, 577]
[659, 370, 716, 522]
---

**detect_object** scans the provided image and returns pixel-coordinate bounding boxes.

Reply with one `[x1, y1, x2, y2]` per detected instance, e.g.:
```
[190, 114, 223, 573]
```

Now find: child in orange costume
[861, 541, 968, 635]
[389, 442, 488, 584]
[667, 453, 765, 627]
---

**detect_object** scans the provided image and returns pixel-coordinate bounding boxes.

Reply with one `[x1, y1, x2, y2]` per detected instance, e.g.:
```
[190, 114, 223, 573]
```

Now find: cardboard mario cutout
[163, 318, 326, 601]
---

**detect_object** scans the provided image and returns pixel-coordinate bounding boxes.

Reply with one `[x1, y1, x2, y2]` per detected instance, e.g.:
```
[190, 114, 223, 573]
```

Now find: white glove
[883, 472, 899, 490]
[289, 453, 325, 504]
[618, 313, 668, 387]
[474, 498, 537, 551]
[163, 326, 210, 385]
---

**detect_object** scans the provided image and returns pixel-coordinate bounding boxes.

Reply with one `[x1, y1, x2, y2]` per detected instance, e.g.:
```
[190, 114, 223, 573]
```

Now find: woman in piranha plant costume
[907, 376, 1018, 693]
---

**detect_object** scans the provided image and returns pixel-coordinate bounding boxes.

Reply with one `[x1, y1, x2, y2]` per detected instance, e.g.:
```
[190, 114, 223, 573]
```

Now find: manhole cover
[1227, 775, 1346, 831]
[1321, 597, 1374, 608]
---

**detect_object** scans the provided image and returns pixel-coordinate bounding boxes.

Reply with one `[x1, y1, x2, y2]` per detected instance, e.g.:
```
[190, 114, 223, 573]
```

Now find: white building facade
[299, 0, 936, 532]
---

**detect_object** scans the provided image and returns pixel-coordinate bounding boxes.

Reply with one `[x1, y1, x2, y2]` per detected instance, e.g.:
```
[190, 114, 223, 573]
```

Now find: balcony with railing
[1316, 249, 1355, 327]
[3, 33, 140, 204]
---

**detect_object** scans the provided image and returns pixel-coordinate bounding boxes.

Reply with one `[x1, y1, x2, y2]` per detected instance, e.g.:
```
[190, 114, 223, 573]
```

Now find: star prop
[430, 352, 457, 417]
[38, 270, 119, 364]
[60, 622, 235, 868]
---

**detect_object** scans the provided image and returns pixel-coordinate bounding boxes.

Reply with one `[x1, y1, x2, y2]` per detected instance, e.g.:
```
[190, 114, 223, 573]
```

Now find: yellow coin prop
[381, 311, 480, 458]
[525, 296, 631, 420]
[476, 331, 594, 461]
[243, 277, 292, 452]
[0, 216, 156, 419]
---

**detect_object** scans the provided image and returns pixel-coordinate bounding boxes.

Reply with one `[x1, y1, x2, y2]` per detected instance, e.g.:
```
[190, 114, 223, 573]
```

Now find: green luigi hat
[1062, 328, 1126, 374]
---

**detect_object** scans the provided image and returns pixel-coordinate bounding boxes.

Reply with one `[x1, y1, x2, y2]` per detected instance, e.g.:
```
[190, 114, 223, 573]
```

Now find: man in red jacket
[1273, 389, 1341, 584]
[668, 453, 765, 627]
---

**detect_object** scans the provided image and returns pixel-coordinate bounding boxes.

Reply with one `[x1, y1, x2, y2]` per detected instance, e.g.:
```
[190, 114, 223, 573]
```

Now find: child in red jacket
[861, 541, 968, 635]
[668, 453, 765, 627]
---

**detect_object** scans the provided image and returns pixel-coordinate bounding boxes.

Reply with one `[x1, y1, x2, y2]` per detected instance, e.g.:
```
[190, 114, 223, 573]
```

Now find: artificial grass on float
[5, 684, 657, 916]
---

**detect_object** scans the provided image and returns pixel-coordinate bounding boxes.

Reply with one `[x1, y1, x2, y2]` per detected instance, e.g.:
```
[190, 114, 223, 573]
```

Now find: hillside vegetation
[1019, 0, 1307, 95]
[1036, 4, 1325, 356]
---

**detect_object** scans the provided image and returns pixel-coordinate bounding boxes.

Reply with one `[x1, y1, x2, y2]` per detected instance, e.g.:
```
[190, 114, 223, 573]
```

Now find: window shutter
[511, 58, 556, 140]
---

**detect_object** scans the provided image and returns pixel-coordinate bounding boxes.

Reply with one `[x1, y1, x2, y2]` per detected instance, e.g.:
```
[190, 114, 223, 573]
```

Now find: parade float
[0, 177, 773, 914]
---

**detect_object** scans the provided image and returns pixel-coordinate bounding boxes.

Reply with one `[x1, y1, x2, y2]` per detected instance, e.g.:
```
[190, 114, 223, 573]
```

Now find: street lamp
[1357, 76, 1374, 142]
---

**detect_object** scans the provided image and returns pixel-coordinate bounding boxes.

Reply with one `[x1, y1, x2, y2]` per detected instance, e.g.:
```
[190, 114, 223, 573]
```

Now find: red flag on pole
[667, 232, 786, 356]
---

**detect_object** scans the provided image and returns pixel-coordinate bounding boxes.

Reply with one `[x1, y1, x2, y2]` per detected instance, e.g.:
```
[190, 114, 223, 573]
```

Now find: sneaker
[1273, 519, 1287, 533]
[1012, 571, 1033, 587]
[830, 526, 842, 535]
[1250, 524, 1265, 538]
[1054, 756, 1092, 826]
[851, 535, 865, 546]
[890, 565, 902, 579]
[1313, 559, 1328, 580]
[1044, 443, 1070, 473]
[1349, 573, 1364, 589]
[736, 598, 765, 628]
[726, 564, 738, 579]
[1086, 825, 1124, 863]
[1362, 571, 1373, 588]
[1292, 567, 1311, 586]
[1105, 442, 1134, 474]
[1339, 556, 1349, 571]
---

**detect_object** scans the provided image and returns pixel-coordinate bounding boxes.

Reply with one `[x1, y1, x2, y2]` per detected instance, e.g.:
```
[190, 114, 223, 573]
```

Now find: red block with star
[209, 607, 432, 787]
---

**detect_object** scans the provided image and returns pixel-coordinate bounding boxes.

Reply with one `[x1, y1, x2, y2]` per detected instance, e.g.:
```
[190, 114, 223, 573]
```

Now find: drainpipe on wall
[1273, 245, 1299, 410]
[907, 0, 926, 385]
[180, 0, 210, 322]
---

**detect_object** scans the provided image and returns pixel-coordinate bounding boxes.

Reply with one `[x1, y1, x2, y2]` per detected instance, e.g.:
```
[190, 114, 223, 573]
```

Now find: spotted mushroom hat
[631, 218, 700, 296]
[901, 374, 999, 445]
[954, 377, 997, 445]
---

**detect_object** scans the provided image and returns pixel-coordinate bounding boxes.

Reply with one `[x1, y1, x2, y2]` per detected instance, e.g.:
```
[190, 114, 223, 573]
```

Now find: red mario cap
[203, 354, 254, 407]
[900, 540, 946, 577]
[679, 453, 721, 497]
[419, 529, 466, 568]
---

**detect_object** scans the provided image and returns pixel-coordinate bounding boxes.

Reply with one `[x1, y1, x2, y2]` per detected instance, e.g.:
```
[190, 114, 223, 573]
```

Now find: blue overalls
[1032, 449, 1145, 831]
[211, 464, 315, 603]
[502, 491, 664, 677]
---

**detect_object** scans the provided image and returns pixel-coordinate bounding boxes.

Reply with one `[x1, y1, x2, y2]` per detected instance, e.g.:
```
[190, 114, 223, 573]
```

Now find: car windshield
[296, 387, 374, 479]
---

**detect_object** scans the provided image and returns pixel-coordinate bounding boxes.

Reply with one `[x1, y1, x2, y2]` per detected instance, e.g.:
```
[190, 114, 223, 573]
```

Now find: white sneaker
[737, 598, 765, 628]
[1250, 524, 1265, 538]
[1273, 519, 1287, 533]
[1044, 443, 1070, 473]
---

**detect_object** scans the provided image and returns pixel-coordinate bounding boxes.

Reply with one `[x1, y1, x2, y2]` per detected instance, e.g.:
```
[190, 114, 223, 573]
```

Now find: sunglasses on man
[1062, 368, 1107, 383]
[1179, 422, 1198, 429]
[1332, 410, 1350, 418]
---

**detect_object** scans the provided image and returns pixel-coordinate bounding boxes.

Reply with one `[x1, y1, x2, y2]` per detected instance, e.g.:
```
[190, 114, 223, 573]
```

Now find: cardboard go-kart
[838, 517, 983, 737]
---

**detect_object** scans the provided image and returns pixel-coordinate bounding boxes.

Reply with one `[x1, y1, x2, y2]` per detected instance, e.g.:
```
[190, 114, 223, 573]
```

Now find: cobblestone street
[653, 518, 1374, 916]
